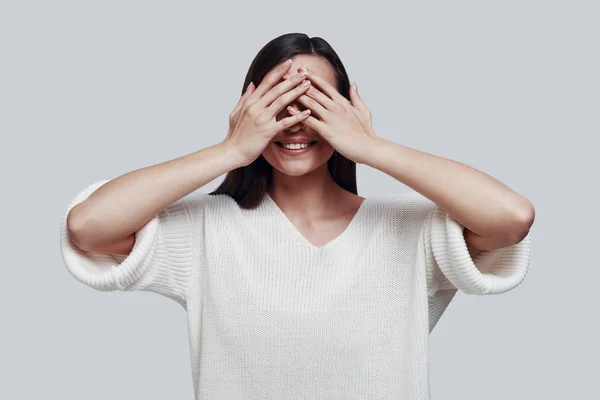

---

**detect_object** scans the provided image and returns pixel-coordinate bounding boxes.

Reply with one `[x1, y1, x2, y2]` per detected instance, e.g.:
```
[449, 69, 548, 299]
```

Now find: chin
[272, 163, 321, 177]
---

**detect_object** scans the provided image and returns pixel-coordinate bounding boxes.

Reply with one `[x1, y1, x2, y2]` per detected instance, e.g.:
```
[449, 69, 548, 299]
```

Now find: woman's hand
[224, 60, 313, 167]
[287, 67, 379, 165]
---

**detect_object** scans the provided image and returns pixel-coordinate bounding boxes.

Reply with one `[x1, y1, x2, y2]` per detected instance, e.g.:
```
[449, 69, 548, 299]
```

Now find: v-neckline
[263, 192, 371, 250]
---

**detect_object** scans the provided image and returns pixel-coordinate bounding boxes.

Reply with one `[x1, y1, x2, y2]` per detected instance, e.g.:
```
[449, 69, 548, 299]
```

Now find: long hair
[209, 32, 357, 209]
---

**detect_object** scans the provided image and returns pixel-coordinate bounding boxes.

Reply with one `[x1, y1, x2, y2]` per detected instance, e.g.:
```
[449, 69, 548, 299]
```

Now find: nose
[284, 123, 305, 133]
[280, 71, 308, 133]
[282, 72, 309, 114]
[283, 103, 306, 133]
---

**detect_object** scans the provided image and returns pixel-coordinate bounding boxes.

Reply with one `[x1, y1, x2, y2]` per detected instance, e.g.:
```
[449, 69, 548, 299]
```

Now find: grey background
[1, 0, 597, 398]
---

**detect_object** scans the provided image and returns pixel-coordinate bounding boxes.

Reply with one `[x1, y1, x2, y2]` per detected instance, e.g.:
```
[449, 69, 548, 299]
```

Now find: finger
[231, 82, 255, 116]
[263, 78, 312, 120]
[301, 67, 350, 107]
[303, 84, 336, 111]
[276, 109, 312, 131]
[244, 81, 255, 98]
[296, 90, 329, 120]
[256, 70, 307, 111]
[300, 113, 326, 133]
[349, 82, 367, 112]
[248, 59, 293, 102]
[286, 105, 301, 115]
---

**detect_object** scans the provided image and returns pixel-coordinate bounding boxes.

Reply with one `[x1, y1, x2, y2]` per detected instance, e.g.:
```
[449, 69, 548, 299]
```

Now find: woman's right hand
[224, 60, 313, 167]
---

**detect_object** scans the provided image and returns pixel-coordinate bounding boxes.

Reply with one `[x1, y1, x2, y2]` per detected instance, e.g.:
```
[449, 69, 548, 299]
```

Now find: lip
[274, 138, 318, 144]
[275, 141, 317, 155]
[273, 140, 319, 156]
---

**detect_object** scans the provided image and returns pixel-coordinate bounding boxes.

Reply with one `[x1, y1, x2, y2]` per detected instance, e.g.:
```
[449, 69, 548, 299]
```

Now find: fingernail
[284, 59, 292, 67]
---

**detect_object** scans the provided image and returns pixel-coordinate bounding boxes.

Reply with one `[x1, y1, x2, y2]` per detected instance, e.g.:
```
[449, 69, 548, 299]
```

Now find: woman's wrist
[218, 139, 253, 169]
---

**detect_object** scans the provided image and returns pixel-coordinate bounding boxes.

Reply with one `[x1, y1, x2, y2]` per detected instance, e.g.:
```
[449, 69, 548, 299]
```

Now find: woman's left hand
[287, 67, 379, 164]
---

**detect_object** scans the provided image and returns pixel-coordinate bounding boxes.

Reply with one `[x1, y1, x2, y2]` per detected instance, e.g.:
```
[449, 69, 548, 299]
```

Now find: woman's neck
[268, 164, 349, 218]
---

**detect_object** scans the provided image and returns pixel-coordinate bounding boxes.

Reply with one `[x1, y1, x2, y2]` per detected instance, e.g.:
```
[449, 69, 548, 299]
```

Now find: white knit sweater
[60, 179, 532, 399]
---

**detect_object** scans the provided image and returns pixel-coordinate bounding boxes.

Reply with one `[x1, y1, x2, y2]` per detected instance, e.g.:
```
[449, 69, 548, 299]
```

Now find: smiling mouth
[275, 141, 317, 149]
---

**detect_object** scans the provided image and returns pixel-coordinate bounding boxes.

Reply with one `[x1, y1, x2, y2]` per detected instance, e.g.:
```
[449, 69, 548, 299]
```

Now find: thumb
[349, 82, 366, 112]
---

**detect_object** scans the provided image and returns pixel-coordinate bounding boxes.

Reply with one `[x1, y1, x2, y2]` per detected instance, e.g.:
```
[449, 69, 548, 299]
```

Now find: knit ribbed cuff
[59, 180, 194, 304]
[428, 205, 531, 295]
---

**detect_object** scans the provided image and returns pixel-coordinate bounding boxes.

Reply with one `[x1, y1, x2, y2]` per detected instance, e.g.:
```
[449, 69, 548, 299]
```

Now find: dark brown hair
[209, 32, 357, 209]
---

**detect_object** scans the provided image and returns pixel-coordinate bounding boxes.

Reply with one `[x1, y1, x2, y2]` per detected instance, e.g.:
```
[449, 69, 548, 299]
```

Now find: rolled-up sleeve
[59, 179, 197, 307]
[423, 205, 532, 297]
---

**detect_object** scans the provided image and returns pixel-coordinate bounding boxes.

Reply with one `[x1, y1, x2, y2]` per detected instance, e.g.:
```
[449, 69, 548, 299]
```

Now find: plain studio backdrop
[1, 1, 596, 399]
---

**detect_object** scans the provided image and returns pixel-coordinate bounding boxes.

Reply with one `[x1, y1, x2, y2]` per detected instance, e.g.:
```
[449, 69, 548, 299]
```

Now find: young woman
[60, 32, 534, 399]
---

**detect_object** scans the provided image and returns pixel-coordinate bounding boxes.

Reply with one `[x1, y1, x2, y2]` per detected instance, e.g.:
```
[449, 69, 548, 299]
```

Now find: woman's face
[261, 54, 337, 177]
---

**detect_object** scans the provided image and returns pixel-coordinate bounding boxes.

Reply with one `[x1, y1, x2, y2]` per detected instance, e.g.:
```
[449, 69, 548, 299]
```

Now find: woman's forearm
[364, 137, 534, 250]
[67, 140, 245, 249]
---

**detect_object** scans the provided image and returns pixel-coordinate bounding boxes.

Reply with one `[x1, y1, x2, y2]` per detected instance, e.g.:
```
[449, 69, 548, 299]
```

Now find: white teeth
[280, 142, 313, 150]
